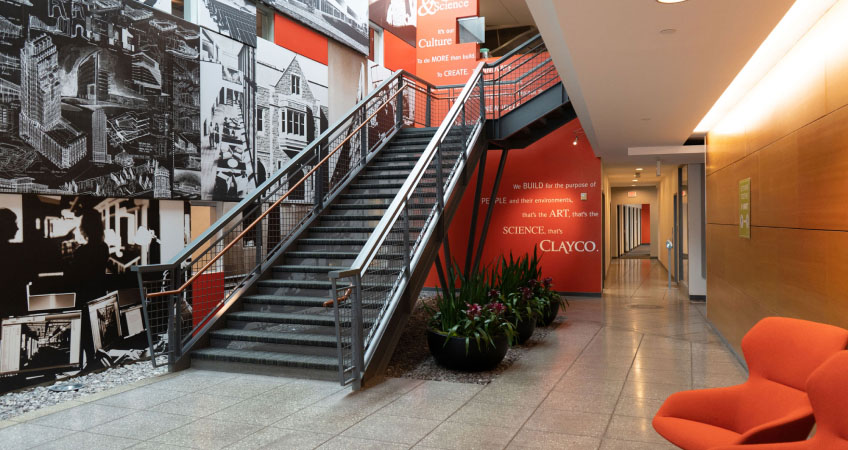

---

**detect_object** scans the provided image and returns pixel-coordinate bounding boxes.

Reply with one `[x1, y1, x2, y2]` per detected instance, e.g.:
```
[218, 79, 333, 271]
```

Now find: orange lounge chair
[710, 350, 848, 450]
[652, 317, 848, 450]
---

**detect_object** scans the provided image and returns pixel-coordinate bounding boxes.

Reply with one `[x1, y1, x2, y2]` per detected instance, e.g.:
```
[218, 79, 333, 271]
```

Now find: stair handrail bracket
[135, 70, 410, 368]
[329, 61, 487, 387]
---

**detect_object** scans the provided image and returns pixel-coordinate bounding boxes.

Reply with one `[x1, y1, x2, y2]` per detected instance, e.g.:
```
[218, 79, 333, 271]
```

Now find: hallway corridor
[0, 259, 747, 450]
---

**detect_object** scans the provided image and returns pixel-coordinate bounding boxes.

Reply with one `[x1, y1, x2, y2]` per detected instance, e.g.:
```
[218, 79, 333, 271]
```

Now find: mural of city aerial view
[270, 0, 369, 55]
[0, 0, 202, 199]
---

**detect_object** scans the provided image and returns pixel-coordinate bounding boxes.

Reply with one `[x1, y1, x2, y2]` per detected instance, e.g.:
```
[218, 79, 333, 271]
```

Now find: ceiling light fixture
[572, 136, 578, 146]
[659, 28, 677, 35]
[657, 0, 688, 3]
[636, 168, 644, 171]
[694, 0, 838, 133]
[632, 179, 639, 182]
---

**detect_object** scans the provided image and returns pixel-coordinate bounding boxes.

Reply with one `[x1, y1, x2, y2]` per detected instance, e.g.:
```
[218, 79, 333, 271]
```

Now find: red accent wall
[641, 204, 651, 243]
[384, 30, 416, 74]
[274, 13, 328, 65]
[426, 120, 603, 293]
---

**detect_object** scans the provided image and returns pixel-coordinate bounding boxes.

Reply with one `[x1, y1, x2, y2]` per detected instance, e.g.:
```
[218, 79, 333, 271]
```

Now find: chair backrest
[742, 317, 848, 391]
[806, 351, 848, 439]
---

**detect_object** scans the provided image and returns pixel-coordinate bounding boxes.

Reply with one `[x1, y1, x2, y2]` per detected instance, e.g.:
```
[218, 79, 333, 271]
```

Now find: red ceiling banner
[416, 0, 480, 85]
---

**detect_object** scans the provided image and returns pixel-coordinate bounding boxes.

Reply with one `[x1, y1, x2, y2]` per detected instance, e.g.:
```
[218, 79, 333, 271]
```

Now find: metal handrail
[333, 64, 486, 280]
[140, 73, 404, 276]
[329, 33, 560, 388]
[145, 87, 405, 299]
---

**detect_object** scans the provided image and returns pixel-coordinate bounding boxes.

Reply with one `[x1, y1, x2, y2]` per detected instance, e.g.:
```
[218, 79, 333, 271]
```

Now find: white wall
[687, 163, 706, 297]
[159, 200, 188, 261]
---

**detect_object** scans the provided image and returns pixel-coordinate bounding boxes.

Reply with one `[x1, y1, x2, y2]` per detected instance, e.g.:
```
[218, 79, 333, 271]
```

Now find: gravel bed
[385, 295, 560, 385]
[0, 357, 168, 421]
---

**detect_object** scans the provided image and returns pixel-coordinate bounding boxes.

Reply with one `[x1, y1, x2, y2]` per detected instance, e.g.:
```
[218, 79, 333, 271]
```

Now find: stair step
[242, 294, 332, 307]
[339, 191, 437, 200]
[310, 226, 420, 233]
[319, 214, 429, 222]
[296, 238, 402, 246]
[191, 348, 337, 371]
[227, 310, 337, 326]
[210, 329, 337, 348]
[242, 293, 388, 308]
[285, 250, 399, 259]
[348, 182, 436, 191]
[258, 279, 392, 291]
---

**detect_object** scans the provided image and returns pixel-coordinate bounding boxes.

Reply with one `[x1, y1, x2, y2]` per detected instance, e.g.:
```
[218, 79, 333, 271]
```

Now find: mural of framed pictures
[200, 30, 257, 201]
[369, 0, 417, 47]
[0, 312, 82, 375]
[268, 0, 369, 55]
[88, 292, 122, 351]
[195, 0, 258, 47]
[255, 38, 328, 189]
[0, 0, 201, 199]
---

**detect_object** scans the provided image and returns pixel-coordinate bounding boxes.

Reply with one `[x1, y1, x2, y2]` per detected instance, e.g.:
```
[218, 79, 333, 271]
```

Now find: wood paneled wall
[706, 1, 848, 353]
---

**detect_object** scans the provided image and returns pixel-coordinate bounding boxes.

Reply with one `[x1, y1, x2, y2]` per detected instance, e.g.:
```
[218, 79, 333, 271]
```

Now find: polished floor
[0, 259, 747, 449]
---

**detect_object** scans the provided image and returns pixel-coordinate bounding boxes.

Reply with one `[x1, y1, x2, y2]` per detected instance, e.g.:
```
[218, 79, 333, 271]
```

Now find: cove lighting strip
[694, 0, 837, 133]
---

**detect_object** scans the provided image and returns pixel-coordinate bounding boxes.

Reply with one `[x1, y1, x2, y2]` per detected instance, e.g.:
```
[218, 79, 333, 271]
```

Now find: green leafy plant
[426, 263, 515, 353]
[493, 249, 547, 323]
[535, 276, 569, 314]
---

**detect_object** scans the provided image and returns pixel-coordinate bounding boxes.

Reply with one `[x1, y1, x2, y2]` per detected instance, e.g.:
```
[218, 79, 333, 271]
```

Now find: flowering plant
[534, 276, 568, 315]
[426, 263, 516, 353]
[493, 249, 547, 323]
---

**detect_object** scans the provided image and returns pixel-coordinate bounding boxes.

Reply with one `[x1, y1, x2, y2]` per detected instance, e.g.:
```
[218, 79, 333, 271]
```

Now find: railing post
[351, 273, 365, 390]
[402, 204, 412, 279]
[169, 266, 182, 365]
[461, 106, 467, 146]
[425, 85, 432, 127]
[255, 199, 263, 270]
[314, 147, 324, 209]
[478, 73, 485, 121]
[359, 105, 368, 165]
[434, 143, 445, 210]
[396, 77, 405, 129]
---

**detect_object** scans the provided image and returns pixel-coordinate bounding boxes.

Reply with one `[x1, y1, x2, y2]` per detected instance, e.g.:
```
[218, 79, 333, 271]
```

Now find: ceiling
[480, 0, 534, 29]
[525, 0, 795, 175]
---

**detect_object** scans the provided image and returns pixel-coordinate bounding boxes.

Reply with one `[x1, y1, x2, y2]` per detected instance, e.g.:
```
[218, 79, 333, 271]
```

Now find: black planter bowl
[514, 317, 537, 344]
[427, 328, 509, 371]
[540, 302, 561, 327]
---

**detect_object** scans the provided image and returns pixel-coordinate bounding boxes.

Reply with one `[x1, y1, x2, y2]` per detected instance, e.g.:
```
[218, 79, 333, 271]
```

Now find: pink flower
[487, 301, 506, 315]
[520, 286, 533, 300]
[543, 277, 553, 288]
[466, 303, 483, 319]
[488, 289, 500, 299]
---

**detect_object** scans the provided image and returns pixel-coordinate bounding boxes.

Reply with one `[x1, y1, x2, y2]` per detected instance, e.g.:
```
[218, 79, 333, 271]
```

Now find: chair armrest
[655, 384, 746, 432]
[739, 407, 814, 445]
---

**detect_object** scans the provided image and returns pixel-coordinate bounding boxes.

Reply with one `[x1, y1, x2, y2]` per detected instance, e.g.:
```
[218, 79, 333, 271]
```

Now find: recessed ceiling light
[631, 184, 636, 187]
[657, 0, 687, 3]
[636, 168, 644, 171]
[660, 28, 677, 35]
[632, 179, 639, 182]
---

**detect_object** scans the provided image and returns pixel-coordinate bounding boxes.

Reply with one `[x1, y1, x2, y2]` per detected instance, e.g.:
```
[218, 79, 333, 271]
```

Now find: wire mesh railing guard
[135, 70, 452, 367]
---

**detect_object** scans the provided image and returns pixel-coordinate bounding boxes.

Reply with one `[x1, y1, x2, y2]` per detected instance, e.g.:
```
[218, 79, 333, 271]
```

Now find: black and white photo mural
[268, 0, 369, 55]
[0, 192, 193, 392]
[255, 38, 328, 188]
[200, 29, 256, 201]
[140, 0, 172, 14]
[369, 0, 416, 47]
[195, 0, 257, 47]
[0, 0, 201, 199]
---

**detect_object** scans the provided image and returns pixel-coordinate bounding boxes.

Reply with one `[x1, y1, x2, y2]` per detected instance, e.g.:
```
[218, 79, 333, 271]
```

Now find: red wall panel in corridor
[641, 204, 651, 244]
[427, 120, 602, 293]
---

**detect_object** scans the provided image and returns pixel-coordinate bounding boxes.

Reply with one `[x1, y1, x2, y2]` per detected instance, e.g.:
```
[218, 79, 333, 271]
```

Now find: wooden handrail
[146, 86, 409, 298]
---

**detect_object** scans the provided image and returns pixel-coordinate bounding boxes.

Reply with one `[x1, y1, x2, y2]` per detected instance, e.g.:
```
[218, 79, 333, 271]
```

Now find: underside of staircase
[190, 127, 467, 377]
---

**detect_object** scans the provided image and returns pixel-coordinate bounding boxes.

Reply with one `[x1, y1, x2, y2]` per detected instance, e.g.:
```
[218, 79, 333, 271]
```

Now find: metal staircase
[136, 34, 570, 388]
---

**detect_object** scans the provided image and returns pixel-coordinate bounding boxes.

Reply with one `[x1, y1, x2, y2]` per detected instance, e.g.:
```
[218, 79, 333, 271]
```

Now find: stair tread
[227, 310, 336, 323]
[210, 329, 337, 345]
[191, 348, 337, 370]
